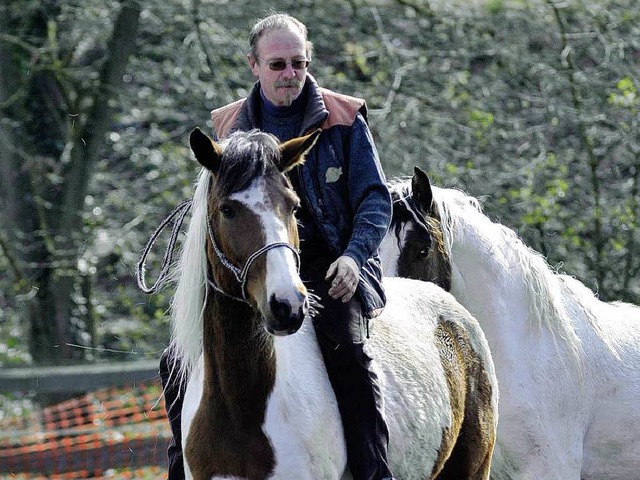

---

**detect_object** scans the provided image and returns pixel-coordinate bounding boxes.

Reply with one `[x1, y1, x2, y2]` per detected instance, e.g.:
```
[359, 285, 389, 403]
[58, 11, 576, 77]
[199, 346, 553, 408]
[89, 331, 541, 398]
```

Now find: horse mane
[167, 130, 283, 387]
[431, 186, 588, 364]
[168, 167, 210, 387]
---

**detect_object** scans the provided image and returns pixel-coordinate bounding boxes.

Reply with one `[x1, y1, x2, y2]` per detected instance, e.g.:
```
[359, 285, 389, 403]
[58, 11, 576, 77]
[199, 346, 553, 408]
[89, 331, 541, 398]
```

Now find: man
[160, 13, 394, 480]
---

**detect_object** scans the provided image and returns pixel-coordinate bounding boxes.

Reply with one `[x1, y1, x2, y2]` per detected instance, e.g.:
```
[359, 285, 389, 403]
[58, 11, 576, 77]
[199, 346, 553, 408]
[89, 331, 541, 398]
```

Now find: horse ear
[412, 166, 434, 214]
[278, 129, 322, 173]
[189, 128, 223, 173]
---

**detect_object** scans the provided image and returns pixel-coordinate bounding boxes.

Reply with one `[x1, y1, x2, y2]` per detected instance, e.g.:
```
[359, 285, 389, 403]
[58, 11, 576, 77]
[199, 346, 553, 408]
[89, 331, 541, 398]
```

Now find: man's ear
[248, 54, 259, 77]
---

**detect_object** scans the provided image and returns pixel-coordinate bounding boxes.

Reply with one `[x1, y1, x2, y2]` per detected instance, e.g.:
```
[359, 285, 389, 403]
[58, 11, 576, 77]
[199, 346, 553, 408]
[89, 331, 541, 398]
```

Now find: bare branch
[191, 0, 234, 105]
[0, 231, 23, 283]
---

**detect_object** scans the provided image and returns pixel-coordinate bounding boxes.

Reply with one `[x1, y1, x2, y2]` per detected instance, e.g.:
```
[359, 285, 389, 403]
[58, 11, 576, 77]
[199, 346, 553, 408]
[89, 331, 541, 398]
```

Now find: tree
[0, 0, 637, 370]
[0, 0, 141, 364]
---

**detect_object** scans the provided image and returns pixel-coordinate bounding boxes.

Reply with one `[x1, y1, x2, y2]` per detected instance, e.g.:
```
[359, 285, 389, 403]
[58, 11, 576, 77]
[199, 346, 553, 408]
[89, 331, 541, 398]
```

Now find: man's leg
[159, 347, 186, 480]
[310, 281, 393, 480]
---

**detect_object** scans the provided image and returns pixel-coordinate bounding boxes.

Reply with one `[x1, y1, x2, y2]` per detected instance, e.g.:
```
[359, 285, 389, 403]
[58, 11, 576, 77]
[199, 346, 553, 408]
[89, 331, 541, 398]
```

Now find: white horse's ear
[278, 129, 321, 173]
[190, 128, 223, 174]
[412, 166, 434, 214]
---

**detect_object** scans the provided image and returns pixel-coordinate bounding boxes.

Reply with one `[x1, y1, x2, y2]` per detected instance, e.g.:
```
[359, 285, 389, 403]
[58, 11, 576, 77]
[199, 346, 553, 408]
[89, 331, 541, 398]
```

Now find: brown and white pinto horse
[382, 167, 640, 480]
[168, 130, 498, 480]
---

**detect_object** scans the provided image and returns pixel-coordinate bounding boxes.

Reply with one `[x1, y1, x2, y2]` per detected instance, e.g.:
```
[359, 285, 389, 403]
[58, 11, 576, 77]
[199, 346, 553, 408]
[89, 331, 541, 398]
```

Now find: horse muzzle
[265, 291, 308, 336]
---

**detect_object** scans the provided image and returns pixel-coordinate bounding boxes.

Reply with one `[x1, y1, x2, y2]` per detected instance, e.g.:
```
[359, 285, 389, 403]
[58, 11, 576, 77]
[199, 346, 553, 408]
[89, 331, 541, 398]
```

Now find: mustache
[274, 79, 303, 88]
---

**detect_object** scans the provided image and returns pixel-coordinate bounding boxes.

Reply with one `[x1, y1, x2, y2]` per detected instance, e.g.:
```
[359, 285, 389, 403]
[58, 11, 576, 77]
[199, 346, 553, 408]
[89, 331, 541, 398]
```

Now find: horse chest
[182, 326, 348, 480]
[182, 354, 277, 480]
[263, 325, 347, 479]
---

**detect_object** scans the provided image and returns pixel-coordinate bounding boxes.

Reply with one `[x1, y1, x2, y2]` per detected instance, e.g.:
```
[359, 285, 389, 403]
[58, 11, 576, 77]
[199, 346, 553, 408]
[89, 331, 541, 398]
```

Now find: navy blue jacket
[211, 74, 391, 318]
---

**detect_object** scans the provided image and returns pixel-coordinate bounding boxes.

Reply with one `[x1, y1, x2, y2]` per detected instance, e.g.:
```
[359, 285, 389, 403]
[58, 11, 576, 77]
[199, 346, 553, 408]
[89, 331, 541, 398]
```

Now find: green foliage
[0, 0, 639, 370]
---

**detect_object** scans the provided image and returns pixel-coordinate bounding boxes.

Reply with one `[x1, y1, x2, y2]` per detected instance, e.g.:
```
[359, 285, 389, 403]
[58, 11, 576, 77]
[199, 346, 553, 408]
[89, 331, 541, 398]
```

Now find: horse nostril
[268, 293, 306, 335]
[269, 294, 293, 321]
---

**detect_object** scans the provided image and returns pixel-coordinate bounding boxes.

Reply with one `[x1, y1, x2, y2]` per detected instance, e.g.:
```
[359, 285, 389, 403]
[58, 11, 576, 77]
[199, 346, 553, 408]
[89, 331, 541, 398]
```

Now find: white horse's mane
[431, 185, 592, 363]
[168, 167, 211, 386]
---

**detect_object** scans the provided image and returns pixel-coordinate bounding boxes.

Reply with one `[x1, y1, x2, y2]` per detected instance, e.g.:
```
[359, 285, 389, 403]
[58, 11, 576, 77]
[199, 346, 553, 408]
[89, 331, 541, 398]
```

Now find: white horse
[382, 166, 640, 480]
[166, 131, 499, 480]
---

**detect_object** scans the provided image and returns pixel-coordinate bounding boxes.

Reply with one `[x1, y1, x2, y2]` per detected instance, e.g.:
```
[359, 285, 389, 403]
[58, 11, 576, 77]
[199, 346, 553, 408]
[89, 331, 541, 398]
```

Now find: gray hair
[249, 13, 313, 60]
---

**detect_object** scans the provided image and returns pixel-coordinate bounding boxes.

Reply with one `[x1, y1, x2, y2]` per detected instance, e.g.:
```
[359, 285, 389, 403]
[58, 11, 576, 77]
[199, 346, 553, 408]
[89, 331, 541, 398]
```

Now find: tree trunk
[0, 0, 142, 365]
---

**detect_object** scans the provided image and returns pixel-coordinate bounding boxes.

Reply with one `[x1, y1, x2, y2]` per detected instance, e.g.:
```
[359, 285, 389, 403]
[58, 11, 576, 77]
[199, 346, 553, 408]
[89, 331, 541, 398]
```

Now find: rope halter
[205, 212, 300, 304]
[137, 198, 300, 305]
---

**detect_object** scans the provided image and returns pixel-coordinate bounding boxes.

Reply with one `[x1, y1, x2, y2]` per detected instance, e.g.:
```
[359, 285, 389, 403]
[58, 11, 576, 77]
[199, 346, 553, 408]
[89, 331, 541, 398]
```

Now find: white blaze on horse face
[230, 177, 303, 306]
[379, 223, 408, 277]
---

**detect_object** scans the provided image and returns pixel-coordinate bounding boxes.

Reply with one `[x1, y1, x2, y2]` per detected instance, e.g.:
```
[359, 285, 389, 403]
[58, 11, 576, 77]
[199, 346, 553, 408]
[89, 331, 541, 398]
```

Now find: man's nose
[282, 63, 296, 77]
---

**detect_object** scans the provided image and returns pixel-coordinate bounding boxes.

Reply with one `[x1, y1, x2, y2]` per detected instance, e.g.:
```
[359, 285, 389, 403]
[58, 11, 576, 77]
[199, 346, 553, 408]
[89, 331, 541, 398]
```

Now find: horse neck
[448, 215, 516, 303]
[201, 294, 276, 414]
[444, 206, 586, 370]
[446, 212, 544, 353]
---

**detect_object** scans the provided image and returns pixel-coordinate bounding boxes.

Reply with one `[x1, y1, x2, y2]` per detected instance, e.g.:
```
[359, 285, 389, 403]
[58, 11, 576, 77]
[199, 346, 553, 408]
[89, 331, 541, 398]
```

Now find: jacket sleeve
[342, 113, 392, 270]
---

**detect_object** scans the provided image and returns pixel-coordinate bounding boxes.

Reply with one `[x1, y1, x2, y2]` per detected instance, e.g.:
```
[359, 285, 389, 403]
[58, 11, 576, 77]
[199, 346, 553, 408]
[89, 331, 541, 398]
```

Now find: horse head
[381, 166, 452, 291]
[189, 127, 320, 335]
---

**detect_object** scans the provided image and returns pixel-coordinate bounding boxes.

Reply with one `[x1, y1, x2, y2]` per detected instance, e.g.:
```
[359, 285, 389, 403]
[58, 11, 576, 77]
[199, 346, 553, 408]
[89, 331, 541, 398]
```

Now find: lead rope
[136, 196, 248, 303]
[136, 199, 193, 294]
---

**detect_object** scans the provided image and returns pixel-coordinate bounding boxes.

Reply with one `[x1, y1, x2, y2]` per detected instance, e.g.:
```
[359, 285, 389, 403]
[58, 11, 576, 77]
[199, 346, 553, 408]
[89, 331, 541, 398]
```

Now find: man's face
[249, 28, 308, 106]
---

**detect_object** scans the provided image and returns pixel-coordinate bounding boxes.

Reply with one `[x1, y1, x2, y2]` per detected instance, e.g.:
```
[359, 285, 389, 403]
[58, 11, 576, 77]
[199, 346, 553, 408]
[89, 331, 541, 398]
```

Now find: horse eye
[418, 248, 429, 259]
[220, 205, 235, 219]
[291, 203, 300, 215]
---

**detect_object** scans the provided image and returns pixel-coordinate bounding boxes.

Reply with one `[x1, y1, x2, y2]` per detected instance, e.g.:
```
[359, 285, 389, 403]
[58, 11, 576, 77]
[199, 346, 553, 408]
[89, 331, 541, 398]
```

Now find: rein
[136, 199, 192, 294]
[137, 198, 301, 304]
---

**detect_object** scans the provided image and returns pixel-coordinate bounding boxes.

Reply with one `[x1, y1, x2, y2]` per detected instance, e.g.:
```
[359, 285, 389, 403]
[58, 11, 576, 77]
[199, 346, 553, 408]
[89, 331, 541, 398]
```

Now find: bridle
[204, 211, 300, 304]
[137, 195, 301, 305]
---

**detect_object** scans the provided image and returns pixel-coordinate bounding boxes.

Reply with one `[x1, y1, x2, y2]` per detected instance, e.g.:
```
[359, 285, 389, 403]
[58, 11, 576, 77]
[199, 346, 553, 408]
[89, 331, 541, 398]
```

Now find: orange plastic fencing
[0, 381, 172, 479]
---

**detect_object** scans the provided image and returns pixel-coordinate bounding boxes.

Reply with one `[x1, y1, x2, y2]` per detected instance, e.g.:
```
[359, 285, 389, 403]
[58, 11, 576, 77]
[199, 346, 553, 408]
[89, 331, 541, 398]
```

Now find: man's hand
[326, 255, 360, 303]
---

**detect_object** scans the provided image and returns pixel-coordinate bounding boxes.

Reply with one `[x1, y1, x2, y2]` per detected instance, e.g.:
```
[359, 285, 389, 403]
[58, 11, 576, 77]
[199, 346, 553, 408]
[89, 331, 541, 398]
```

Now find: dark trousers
[159, 350, 186, 480]
[159, 280, 392, 480]
[309, 279, 393, 480]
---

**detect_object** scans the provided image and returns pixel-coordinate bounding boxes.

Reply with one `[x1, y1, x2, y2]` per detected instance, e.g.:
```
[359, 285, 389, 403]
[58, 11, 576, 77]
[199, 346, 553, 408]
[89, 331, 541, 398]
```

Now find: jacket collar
[244, 74, 329, 135]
